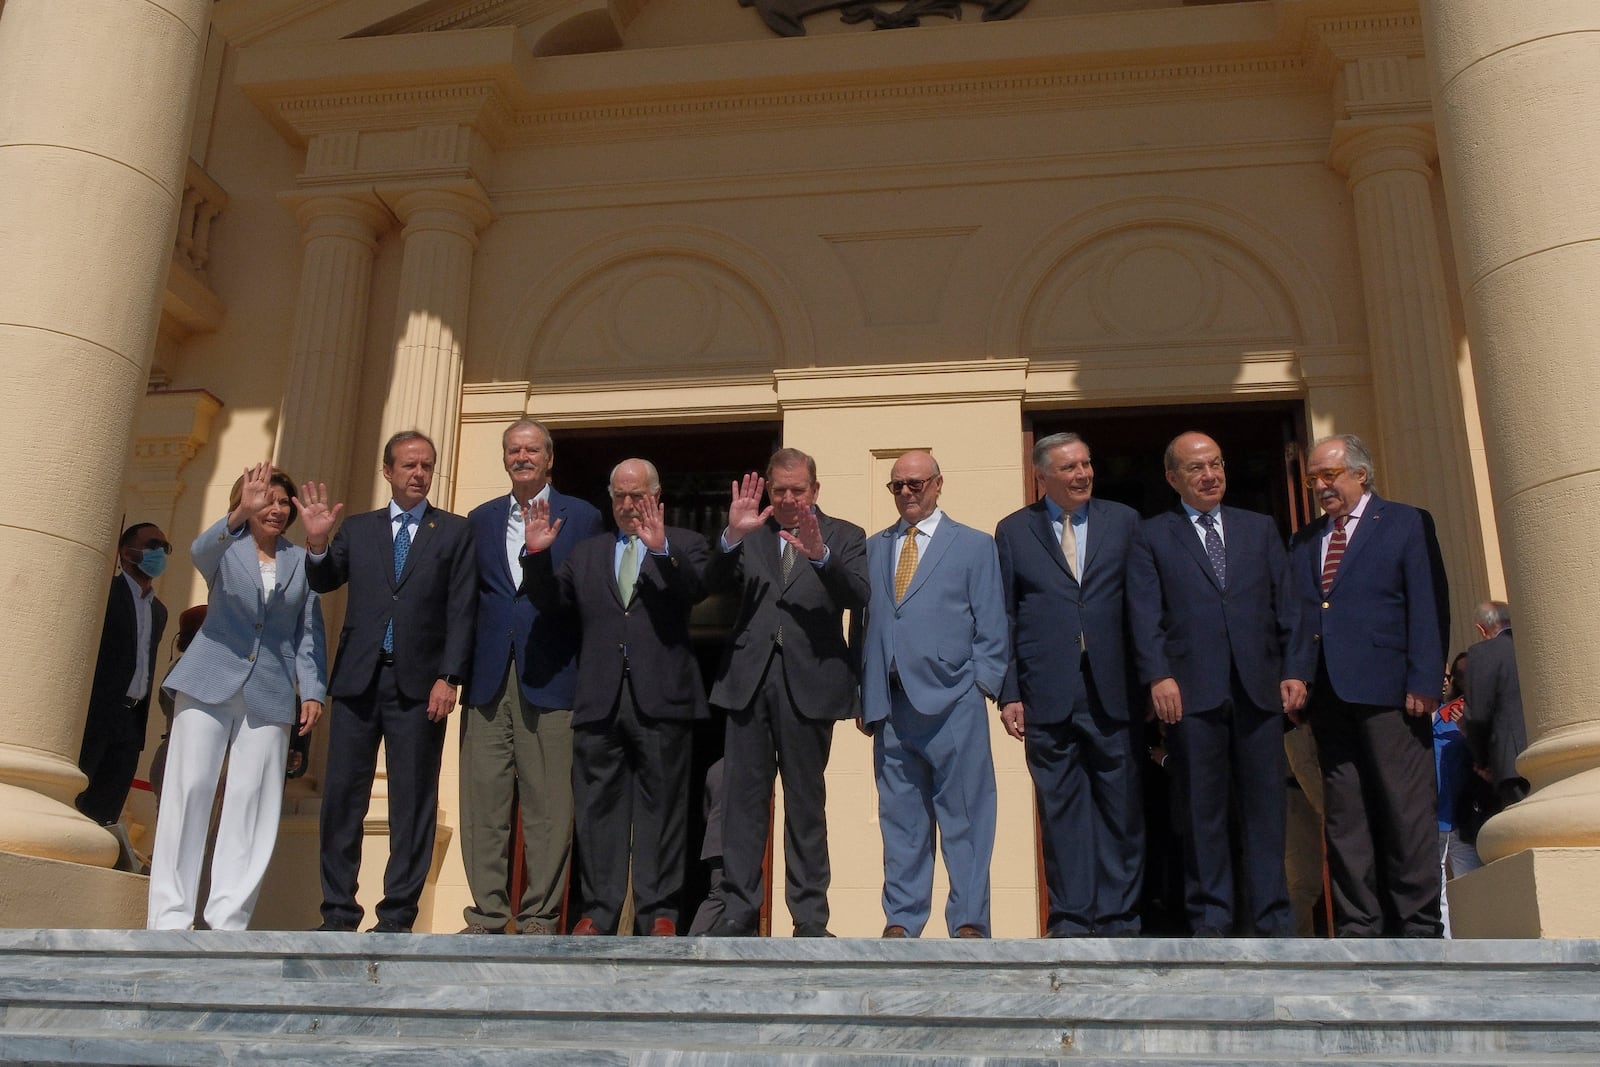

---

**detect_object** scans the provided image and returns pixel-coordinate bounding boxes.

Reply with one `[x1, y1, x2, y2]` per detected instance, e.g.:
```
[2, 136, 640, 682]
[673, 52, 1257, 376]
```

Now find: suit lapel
[1027, 503, 1072, 581]
[900, 516, 955, 604]
[1172, 508, 1222, 592]
[490, 496, 517, 591]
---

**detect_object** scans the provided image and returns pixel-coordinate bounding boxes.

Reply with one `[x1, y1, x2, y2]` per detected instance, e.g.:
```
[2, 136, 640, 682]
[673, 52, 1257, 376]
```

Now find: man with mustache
[995, 432, 1145, 937]
[520, 458, 709, 935]
[298, 430, 478, 933]
[459, 419, 602, 934]
[1288, 433, 1446, 937]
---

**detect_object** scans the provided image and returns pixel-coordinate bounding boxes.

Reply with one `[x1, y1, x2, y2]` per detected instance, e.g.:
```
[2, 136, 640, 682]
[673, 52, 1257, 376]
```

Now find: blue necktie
[383, 512, 414, 653]
[1197, 511, 1226, 588]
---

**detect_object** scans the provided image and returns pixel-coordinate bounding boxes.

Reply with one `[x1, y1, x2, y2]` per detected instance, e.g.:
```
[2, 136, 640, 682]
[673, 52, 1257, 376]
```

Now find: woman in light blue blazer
[147, 463, 327, 930]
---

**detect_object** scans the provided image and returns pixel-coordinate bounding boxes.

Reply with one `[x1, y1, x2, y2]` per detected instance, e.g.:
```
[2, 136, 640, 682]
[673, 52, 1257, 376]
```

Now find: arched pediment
[991, 197, 1339, 359]
[493, 226, 811, 384]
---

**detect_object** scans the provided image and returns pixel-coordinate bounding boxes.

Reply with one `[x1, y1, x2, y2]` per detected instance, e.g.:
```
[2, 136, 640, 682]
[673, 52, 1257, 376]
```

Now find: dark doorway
[1023, 400, 1312, 937]
[534, 420, 783, 933]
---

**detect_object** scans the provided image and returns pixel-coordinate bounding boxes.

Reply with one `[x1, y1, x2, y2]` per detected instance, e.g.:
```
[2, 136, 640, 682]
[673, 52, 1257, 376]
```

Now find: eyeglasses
[768, 486, 811, 499]
[1303, 467, 1348, 488]
[1180, 460, 1226, 477]
[609, 490, 653, 502]
[886, 479, 930, 494]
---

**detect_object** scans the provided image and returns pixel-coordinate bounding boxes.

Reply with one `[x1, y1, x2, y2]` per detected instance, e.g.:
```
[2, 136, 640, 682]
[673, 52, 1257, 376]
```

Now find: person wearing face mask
[146, 463, 327, 930]
[76, 522, 172, 827]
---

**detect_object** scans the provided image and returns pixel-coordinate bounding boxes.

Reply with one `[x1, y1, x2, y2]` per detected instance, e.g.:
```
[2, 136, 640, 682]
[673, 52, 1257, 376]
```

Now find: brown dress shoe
[459, 922, 506, 934]
[881, 925, 910, 938]
[570, 917, 602, 935]
[955, 924, 986, 939]
[519, 919, 556, 935]
[649, 917, 678, 936]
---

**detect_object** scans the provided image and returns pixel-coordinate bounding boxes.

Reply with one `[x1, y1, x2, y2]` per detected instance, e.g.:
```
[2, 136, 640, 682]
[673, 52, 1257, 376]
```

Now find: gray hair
[609, 458, 661, 494]
[1032, 432, 1086, 471]
[502, 418, 554, 456]
[1475, 600, 1512, 633]
[1314, 433, 1377, 490]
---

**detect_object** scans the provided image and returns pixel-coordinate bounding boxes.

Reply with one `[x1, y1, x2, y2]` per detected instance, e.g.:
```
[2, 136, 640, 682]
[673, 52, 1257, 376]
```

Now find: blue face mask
[136, 547, 169, 579]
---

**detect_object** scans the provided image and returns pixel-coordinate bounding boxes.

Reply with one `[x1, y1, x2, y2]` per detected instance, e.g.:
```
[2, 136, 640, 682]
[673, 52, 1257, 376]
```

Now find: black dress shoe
[792, 922, 834, 938]
[881, 925, 910, 938]
[367, 919, 412, 934]
[1046, 923, 1092, 938]
[705, 917, 756, 937]
[1191, 925, 1228, 938]
[312, 921, 356, 932]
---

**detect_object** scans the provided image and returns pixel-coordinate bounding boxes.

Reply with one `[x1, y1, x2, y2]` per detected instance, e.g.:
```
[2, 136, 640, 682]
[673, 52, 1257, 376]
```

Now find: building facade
[0, 0, 1595, 936]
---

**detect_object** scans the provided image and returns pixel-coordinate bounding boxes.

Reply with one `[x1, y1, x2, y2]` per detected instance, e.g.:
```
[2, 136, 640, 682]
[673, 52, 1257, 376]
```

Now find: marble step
[2, 931, 1598, 1065]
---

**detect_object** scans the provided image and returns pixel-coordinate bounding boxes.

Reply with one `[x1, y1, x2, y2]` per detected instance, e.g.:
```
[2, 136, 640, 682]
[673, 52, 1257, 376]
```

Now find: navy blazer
[307, 504, 477, 703]
[1126, 505, 1312, 714]
[704, 510, 869, 722]
[1463, 629, 1527, 786]
[162, 515, 327, 720]
[1288, 493, 1445, 707]
[996, 497, 1140, 722]
[87, 576, 168, 750]
[464, 490, 603, 709]
[860, 514, 1008, 725]
[522, 527, 710, 727]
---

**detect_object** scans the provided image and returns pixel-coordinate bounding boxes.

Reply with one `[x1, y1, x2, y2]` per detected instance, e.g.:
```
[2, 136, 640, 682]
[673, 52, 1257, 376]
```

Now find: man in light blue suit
[861, 450, 1008, 939]
[460, 419, 603, 935]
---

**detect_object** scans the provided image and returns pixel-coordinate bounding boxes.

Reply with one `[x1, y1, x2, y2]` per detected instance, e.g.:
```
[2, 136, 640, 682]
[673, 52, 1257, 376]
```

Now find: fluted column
[1329, 122, 1490, 648]
[273, 195, 391, 497]
[0, 0, 211, 870]
[1420, 2, 1600, 936]
[378, 188, 493, 508]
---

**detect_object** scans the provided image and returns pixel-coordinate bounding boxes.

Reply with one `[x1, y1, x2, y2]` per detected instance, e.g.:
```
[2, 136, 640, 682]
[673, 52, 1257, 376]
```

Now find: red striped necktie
[1320, 516, 1348, 594]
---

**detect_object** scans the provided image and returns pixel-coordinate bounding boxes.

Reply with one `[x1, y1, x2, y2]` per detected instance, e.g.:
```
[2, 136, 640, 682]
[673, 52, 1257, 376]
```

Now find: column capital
[385, 184, 494, 244]
[1328, 121, 1437, 186]
[280, 192, 393, 247]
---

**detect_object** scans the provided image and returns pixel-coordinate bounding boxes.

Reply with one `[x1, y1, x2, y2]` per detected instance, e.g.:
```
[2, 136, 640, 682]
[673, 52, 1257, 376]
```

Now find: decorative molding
[741, 0, 1027, 39]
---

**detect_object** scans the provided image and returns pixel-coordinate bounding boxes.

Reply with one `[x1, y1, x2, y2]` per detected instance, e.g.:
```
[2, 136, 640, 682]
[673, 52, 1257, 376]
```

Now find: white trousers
[146, 691, 290, 930]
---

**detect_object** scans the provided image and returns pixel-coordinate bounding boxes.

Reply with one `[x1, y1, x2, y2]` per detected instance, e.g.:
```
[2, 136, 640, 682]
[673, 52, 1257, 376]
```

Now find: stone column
[1420, 2, 1600, 936]
[1329, 115, 1491, 647]
[0, 0, 211, 874]
[273, 195, 392, 497]
[378, 187, 493, 509]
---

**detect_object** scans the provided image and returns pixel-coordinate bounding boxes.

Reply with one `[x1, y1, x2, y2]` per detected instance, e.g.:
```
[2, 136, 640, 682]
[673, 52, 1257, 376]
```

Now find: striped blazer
[162, 515, 327, 721]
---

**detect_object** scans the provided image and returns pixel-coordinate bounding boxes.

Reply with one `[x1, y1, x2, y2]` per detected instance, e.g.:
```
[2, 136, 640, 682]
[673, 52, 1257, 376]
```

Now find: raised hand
[229, 463, 276, 530]
[293, 481, 344, 552]
[723, 473, 772, 546]
[783, 505, 826, 561]
[521, 497, 563, 554]
[634, 491, 667, 553]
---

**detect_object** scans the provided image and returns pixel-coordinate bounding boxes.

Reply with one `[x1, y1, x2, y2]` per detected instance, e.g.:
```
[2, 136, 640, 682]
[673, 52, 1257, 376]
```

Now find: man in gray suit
[702, 448, 869, 938]
[861, 450, 1008, 939]
[1464, 600, 1529, 808]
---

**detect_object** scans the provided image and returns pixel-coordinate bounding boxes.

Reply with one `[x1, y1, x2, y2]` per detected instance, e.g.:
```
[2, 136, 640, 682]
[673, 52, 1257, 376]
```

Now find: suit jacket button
[393, 594, 399, 601]
[1321, 601, 1330, 609]
[247, 653, 256, 663]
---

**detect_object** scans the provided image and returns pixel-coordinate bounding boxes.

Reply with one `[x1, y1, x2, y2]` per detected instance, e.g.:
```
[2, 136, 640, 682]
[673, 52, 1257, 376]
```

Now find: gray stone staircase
[1, 930, 1597, 1065]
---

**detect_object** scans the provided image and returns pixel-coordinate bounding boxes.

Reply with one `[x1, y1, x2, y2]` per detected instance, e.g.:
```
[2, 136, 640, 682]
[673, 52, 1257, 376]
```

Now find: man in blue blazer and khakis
[995, 432, 1144, 937]
[862, 450, 1008, 939]
[1127, 432, 1314, 936]
[1289, 433, 1445, 937]
[460, 419, 602, 934]
[298, 430, 478, 933]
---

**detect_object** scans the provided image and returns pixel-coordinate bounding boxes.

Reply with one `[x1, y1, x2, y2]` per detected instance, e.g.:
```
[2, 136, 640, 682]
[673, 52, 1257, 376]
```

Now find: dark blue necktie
[383, 512, 414, 653]
[1197, 511, 1226, 588]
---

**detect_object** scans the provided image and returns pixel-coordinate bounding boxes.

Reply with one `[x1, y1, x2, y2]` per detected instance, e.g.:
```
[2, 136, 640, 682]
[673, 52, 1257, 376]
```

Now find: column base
[1448, 847, 1600, 938]
[0, 850, 147, 929]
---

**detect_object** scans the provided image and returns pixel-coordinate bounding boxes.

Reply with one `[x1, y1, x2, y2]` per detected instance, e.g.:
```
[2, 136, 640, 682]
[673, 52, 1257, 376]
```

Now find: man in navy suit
[520, 458, 709, 936]
[862, 450, 1008, 939]
[1127, 432, 1313, 936]
[1463, 600, 1529, 808]
[1289, 433, 1445, 937]
[995, 432, 1143, 937]
[460, 419, 602, 934]
[77, 522, 171, 826]
[299, 430, 478, 933]
[702, 449, 869, 938]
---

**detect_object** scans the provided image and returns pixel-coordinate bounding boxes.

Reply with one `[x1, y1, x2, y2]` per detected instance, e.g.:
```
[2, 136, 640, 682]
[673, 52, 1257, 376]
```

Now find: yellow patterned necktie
[618, 535, 639, 602]
[1060, 513, 1079, 581]
[894, 526, 920, 601]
